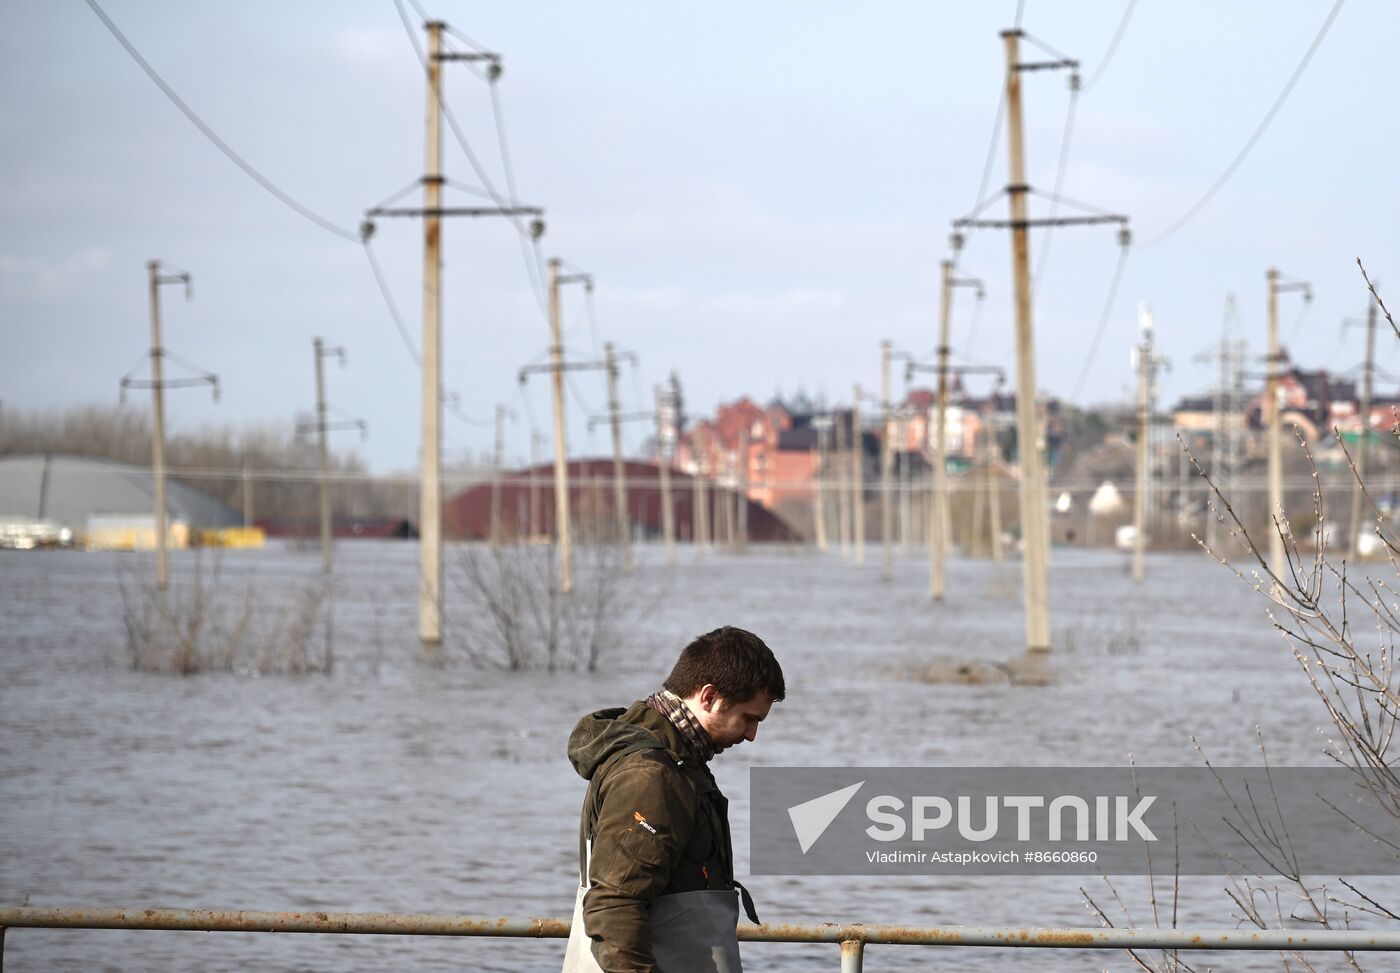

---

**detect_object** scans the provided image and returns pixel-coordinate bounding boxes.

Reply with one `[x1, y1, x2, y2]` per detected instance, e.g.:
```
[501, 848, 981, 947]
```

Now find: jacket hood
[568, 701, 677, 781]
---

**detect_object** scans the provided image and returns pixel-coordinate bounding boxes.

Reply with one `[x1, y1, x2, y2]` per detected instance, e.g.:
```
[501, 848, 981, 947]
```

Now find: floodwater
[0, 539, 1388, 971]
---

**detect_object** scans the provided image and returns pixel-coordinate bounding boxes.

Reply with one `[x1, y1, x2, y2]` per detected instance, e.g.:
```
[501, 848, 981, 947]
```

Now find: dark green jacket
[568, 700, 736, 973]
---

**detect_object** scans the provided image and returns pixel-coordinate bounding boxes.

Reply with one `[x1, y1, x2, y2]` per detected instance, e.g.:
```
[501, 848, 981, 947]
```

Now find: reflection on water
[0, 541, 1379, 971]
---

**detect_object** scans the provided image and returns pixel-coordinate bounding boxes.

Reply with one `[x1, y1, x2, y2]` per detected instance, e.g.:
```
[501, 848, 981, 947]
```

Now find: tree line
[0, 404, 487, 525]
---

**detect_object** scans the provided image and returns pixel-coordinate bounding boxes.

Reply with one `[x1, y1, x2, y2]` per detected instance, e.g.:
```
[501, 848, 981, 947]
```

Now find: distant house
[677, 397, 828, 532]
[1172, 362, 1384, 450]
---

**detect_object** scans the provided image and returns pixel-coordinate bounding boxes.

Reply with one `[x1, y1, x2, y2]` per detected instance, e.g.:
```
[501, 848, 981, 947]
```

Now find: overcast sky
[2, 1, 1396, 472]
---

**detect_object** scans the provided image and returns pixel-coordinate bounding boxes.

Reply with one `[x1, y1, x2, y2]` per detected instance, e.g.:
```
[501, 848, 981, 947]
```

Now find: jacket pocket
[618, 822, 669, 868]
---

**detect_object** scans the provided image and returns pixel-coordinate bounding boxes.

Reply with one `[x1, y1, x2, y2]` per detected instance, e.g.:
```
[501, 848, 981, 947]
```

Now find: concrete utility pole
[952, 31, 1127, 657]
[362, 22, 543, 645]
[147, 261, 185, 590]
[852, 387, 865, 565]
[812, 416, 831, 551]
[1265, 267, 1312, 579]
[1196, 295, 1243, 552]
[880, 342, 894, 580]
[897, 416, 911, 552]
[721, 447, 736, 550]
[1132, 305, 1160, 583]
[1208, 314, 1227, 552]
[603, 343, 633, 570]
[1002, 30, 1050, 654]
[529, 431, 544, 540]
[419, 21, 445, 641]
[300, 339, 363, 573]
[490, 403, 516, 546]
[548, 259, 572, 592]
[655, 385, 676, 564]
[736, 425, 750, 552]
[928, 258, 985, 600]
[694, 427, 710, 553]
[242, 463, 253, 528]
[522, 260, 598, 592]
[123, 261, 214, 590]
[986, 405, 1004, 560]
[314, 338, 339, 572]
[1348, 293, 1379, 560]
[835, 416, 851, 557]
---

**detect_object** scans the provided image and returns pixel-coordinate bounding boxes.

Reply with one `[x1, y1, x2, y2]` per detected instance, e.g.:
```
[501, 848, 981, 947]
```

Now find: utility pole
[298, 339, 364, 573]
[530, 431, 544, 540]
[1195, 295, 1242, 552]
[314, 338, 339, 573]
[928, 258, 985, 600]
[121, 261, 215, 590]
[490, 403, 516, 546]
[1347, 293, 1379, 560]
[604, 342, 633, 570]
[148, 261, 171, 589]
[1003, 29, 1050, 653]
[852, 386, 865, 565]
[419, 21, 445, 640]
[897, 415, 911, 552]
[1265, 267, 1312, 579]
[655, 384, 676, 564]
[836, 416, 851, 558]
[242, 462, 253, 528]
[1132, 305, 1161, 583]
[519, 260, 599, 592]
[549, 259, 572, 592]
[813, 416, 831, 551]
[694, 427, 710, 553]
[362, 22, 543, 645]
[952, 30, 1127, 657]
[881, 342, 894, 580]
[582, 342, 642, 566]
[1209, 311, 1228, 552]
[986, 402, 1004, 560]
[721, 447, 736, 550]
[736, 425, 750, 552]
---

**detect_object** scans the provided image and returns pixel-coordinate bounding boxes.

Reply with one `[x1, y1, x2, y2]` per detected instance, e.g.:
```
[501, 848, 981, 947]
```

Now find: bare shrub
[447, 513, 659, 672]
[1083, 263, 1400, 971]
[119, 553, 332, 675]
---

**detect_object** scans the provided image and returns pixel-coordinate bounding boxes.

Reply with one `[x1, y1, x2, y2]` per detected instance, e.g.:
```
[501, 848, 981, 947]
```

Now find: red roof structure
[443, 458, 800, 542]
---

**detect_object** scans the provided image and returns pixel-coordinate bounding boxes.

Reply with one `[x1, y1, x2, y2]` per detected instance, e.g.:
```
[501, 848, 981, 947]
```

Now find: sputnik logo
[786, 781, 864, 853]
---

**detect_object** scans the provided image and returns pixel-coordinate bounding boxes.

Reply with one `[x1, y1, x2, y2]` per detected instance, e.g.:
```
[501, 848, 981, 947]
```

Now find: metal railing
[2, 907, 1398, 971]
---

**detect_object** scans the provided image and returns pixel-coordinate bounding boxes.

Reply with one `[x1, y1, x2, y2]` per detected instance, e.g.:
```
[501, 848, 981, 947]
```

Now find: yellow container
[196, 527, 266, 549]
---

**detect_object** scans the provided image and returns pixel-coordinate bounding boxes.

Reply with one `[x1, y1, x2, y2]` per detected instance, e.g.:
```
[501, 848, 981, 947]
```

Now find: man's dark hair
[663, 626, 785, 703]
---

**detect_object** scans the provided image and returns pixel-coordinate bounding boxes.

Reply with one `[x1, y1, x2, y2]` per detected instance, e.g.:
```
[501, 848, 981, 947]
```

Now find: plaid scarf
[646, 688, 716, 763]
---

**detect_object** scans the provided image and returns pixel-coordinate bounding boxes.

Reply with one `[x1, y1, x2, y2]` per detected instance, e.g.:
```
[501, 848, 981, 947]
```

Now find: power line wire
[362, 238, 421, 367]
[1140, 0, 1347, 247]
[970, 87, 1007, 235]
[1032, 75, 1080, 294]
[81, 0, 359, 243]
[1018, 31, 1075, 66]
[1082, 0, 1138, 91]
[390, 0, 549, 315]
[960, 289, 988, 360]
[488, 77, 550, 316]
[1068, 243, 1131, 403]
[82, 0, 439, 388]
[566, 371, 601, 417]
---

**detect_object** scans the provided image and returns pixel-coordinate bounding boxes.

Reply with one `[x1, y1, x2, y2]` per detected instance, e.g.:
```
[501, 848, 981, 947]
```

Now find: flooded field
[0, 540, 1379, 971]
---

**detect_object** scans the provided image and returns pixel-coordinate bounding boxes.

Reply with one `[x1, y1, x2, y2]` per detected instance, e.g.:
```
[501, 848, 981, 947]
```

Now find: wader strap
[733, 880, 760, 925]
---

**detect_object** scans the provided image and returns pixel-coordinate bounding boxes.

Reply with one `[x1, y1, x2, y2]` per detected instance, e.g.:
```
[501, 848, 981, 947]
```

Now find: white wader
[561, 840, 743, 973]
